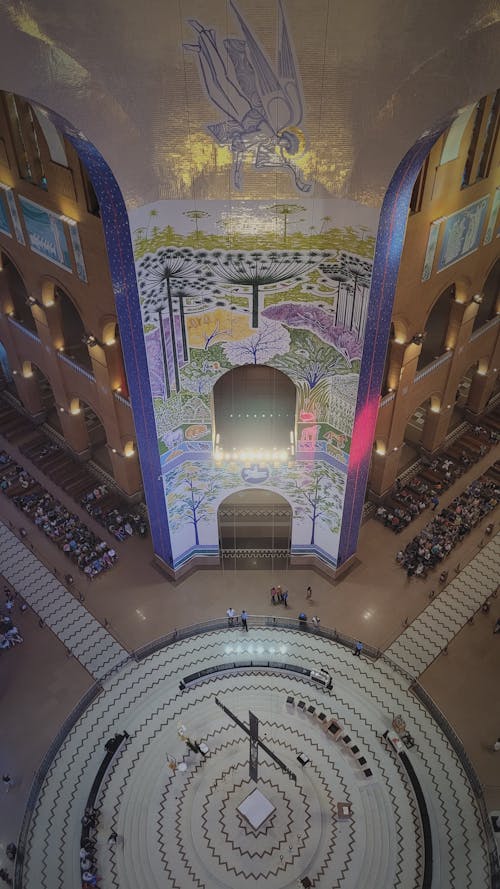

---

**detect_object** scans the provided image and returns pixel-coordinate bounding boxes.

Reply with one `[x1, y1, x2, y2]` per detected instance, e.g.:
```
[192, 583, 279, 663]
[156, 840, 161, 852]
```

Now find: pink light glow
[348, 397, 380, 469]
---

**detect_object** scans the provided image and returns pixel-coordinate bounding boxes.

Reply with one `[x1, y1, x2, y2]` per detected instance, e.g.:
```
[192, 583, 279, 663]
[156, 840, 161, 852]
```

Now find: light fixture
[472, 294, 483, 305]
[59, 214, 77, 226]
[81, 333, 97, 347]
[411, 332, 426, 346]
[26, 296, 37, 306]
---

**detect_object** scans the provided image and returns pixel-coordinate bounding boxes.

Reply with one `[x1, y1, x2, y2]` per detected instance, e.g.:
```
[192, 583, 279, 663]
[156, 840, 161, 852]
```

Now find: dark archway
[473, 259, 500, 332]
[55, 286, 92, 371]
[78, 399, 111, 474]
[1, 252, 36, 331]
[218, 488, 292, 570]
[213, 365, 296, 455]
[417, 284, 454, 370]
[31, 364, 63, 434]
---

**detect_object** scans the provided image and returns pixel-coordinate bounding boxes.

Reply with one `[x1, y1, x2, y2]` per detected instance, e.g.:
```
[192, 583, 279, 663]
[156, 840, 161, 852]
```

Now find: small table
[237, 788, 275, 830]
[337, 802, 352, 819]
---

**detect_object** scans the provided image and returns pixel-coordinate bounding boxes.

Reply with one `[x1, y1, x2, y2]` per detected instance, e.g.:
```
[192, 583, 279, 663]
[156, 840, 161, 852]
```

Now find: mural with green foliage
[132, 198, 376, 568]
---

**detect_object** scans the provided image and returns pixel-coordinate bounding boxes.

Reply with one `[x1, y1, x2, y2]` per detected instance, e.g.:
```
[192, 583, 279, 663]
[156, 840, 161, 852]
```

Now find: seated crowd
[20, 433, 148, 543]
[397, 471, 499, 577]
[0, 588, 24, 652]
[81, 486, 147, 541]
[0, 451, 117, 578]
[375, 423, 495, 534]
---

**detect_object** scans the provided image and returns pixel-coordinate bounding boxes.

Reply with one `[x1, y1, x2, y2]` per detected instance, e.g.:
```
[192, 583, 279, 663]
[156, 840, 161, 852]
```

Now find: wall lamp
[81, 333, 98, 347]
[472, 294, 483, 305]
[25, 296, 38, 306]
[411, 332, 426, 346]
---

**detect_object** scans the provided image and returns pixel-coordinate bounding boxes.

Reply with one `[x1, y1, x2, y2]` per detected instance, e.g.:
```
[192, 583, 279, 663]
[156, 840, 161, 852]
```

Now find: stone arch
[416, 283, 456, 370]
[217, 486, 293, 569]
[0, 248, 36, 330]
[473, 258, 500, 331]
[212, 364, 297, 457]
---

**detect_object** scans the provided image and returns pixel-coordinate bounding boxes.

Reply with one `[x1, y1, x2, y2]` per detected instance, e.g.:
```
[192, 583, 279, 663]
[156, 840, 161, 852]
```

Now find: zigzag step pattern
[21, 630, 489, 888]
[385, 533, 500, 678]
[0, 521, 128, 680]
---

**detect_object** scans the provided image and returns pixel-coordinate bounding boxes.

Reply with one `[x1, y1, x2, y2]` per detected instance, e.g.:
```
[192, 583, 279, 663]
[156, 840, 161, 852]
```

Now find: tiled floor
[0, 435, 499, 885]
[21, 631, 491, 889]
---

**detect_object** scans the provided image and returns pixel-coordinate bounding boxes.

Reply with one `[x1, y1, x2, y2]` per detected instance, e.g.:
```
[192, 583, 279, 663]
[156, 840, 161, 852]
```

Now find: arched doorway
[473, 259, 500, 331]
[218, 489, 292, 570]
[1, 252, 36, 332]
[55, 286, 92, 371]
[79, 400, 110, 474]
[31, 365, 62, 434]
[399, 397, 436, 472]
[213, 365, 296, 455]
[417, 284, 454, 370]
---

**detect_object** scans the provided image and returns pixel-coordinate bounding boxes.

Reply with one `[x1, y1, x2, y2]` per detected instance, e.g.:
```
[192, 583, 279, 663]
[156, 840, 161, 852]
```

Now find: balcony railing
[7, 316, 41, 343]
[414, 350, 452, 382]
[113, 390, 130, 407]
[379, 391, 396, 407]
[57, 351, 95, 382]
[469, 315, 499, 342]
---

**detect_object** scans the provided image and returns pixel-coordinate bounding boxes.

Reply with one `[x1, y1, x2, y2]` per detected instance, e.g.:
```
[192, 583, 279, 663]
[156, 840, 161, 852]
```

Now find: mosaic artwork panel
[19, 196, 71, 271]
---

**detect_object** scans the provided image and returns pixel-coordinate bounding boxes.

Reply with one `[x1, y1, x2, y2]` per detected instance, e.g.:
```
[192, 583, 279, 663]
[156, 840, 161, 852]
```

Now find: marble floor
[0, 434, 499, 887]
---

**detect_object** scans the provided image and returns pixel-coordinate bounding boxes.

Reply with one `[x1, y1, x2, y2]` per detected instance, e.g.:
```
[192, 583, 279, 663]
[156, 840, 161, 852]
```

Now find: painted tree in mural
[284, 464, 344, 545]
[268, 204, 305, 245]
[206, 250, 332, 328]
[316, 253, 373, 336]
[166, 462, 220, 546]
[181, 344, 231, 395]
[222, 319, 290, 365]
[138, 247, 222, 396]
[182, 209, 210, 243]
[272, 329, 346, 387]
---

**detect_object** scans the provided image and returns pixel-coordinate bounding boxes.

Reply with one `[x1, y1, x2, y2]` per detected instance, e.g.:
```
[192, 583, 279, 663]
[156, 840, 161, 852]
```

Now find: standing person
[494, 738, 500, 751]
[277, 585, 283, 602]
[241, 610, 248, 631]
[493, 618, 500, 634]
[353, 640, 363, 657]
[2, 774, 15, 792]
[306, 586, 312, 600]
[282, 589, 288, 607]
[226, 606, 235, 626]
[270, 587, 276, 605]
[431, 495, 439, 511]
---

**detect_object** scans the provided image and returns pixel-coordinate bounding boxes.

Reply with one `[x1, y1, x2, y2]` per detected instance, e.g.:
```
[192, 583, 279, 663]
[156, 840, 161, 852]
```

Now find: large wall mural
[121, 1, 384, 571]
[132, 195, 376, 569]
[25, 0, 460, 574]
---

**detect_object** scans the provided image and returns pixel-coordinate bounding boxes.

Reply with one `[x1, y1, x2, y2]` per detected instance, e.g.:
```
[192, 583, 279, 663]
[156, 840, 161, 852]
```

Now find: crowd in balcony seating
[80, 486, 147, 540]
[0, 588, 24, 652]
[397, 468, 499, 577]
[374, 420, 497, 534]
[0, 451, 117, 578]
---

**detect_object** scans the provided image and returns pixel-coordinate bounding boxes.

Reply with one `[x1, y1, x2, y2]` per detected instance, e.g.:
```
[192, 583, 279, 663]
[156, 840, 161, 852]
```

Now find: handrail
[57, 350, 95, 382]
[414, 351, 452, 382]
[113, 390, 130, 407]
[13, 616, 497, 889]
[14, 684, 102, 889]
[469, 316, 499, 342]
[7, 317, 41, 343]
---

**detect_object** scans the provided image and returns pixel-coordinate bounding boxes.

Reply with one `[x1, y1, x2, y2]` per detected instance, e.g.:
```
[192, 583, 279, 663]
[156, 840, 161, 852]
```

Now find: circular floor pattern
[22, 629, 490, 889]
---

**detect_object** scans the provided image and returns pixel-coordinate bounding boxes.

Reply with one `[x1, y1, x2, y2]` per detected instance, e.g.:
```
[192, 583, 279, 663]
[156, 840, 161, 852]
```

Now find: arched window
[213, 365, 296, 455]
[472, 260, 500, 332]
[1, 254, 36, 331]
[417, 285, 455, 370]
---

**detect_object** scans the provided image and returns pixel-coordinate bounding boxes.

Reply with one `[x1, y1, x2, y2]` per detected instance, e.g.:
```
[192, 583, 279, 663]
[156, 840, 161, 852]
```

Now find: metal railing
[12, 614, 497, 889]
[7, 317, 41, 344]
[57, 350, 95, 382]
[469, 316, 499, 342]
[414, 351, 452, 382]
[14, 683, 102, 889]
[113, 390, 130, 408]
[380, 391, 396, 407]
